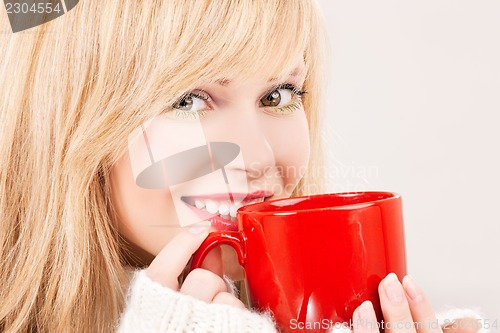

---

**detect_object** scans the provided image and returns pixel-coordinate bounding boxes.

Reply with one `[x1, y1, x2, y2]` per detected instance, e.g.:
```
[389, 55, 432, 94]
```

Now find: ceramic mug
[190, 192, 407, 333]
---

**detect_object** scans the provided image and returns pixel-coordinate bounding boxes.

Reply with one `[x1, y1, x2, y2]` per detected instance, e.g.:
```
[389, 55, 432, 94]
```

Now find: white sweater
[117, 270, 278, 333]
[117, 270, 489, 333]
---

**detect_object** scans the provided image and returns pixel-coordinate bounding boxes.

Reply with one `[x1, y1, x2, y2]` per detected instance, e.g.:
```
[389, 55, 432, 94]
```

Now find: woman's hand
[146, 221, 245, 309]
[352, 273, 481, 333]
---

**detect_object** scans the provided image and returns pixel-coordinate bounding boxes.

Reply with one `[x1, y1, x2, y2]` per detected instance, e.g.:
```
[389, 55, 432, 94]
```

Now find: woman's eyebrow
[287, 67, 304, 77]
[216, 78, 231, 86]
[215, 67, 304, 86]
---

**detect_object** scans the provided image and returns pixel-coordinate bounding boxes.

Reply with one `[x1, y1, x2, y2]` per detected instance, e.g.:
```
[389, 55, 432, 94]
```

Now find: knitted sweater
[117, 270, 278, 333]
[117, 270, 489, 333]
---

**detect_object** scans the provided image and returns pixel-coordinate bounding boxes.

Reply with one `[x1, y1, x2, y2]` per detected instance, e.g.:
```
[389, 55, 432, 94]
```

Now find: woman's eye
[172, 93, 210, 112]
[261, 89, 293, 108]
[260, 84, 306, 116]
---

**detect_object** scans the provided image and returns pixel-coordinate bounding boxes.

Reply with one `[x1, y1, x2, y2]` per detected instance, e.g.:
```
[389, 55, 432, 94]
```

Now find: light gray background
[318, 0, 500, 330]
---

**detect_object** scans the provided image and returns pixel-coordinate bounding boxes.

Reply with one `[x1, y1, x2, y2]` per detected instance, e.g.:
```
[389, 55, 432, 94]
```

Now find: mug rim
[237, 191, 401, 215]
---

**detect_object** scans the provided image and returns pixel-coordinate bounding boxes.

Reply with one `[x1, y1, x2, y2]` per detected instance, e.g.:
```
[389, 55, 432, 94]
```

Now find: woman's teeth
[190, 198, 265, 220]
[195, 200, 241, 218]
[229, 205, 238, 217]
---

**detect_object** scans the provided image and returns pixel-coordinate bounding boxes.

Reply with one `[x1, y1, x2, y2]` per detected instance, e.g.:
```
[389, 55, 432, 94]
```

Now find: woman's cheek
[110, 152, 182, 257]
[264, 111, 311, 195]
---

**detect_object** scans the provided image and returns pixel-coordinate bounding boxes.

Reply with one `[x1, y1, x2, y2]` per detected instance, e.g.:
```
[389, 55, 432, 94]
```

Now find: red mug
[190, 192, 407, 333]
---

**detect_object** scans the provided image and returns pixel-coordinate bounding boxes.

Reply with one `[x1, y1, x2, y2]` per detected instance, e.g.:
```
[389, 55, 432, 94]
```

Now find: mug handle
[188, 231, 247, 273]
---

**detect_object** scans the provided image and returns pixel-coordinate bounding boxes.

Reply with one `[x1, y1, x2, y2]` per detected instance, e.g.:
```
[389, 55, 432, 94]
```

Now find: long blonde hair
[0, 1, 329, 331]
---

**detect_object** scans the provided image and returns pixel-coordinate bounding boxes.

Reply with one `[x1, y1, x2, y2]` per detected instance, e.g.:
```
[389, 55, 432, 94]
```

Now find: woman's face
[110, 59, 310, 264]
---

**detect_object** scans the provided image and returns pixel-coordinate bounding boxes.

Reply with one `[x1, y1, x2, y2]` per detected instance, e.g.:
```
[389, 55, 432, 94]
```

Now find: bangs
[188, 0, 313, 82]
[147, 0, 322, 96]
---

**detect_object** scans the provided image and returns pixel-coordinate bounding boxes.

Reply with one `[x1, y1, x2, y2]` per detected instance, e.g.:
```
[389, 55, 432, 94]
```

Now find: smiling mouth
[180, 191, 271, 231]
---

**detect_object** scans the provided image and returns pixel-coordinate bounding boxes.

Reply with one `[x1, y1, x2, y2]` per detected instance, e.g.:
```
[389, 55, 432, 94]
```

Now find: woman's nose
[202, 105, 276, 179]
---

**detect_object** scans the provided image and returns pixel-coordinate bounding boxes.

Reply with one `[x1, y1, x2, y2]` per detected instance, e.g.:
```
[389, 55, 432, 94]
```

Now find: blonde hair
[0, 1, 329, 331]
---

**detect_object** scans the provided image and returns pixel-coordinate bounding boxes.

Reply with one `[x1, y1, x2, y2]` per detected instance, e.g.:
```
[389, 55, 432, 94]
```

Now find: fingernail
[356, 301, 374, 329]
[188, 220, 211, 234]
[384, 273, 403, 303]
[359, 301, 374, 319]
[402, 275, 423, 301]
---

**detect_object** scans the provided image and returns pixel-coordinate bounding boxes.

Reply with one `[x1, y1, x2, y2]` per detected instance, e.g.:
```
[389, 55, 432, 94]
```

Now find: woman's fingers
[146, 221, 211, 290]
[180, 268, 228, 302]
[354, 274, 445, 333]
[441, 318, 481, 333]
[212, 292, 246, 309]
[144, 222, 246, 309]
[379, 273, 417, 333]
[352, 301, 380, 333]
[402, 276, 443, 333]
[181, 269, 244, 307]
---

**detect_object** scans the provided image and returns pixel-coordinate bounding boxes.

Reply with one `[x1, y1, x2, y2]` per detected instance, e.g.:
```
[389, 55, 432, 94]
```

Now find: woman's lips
[181, 191, 272, 231]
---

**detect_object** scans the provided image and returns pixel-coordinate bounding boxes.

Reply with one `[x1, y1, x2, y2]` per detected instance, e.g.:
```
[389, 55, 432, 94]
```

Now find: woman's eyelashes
[260, 83, 306, 116]
[169, 91, 212, 120]
[169, 83, 306, 119]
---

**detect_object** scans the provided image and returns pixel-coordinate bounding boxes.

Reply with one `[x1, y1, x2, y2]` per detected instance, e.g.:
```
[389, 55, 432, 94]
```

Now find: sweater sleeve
[117, 270, 278, 333]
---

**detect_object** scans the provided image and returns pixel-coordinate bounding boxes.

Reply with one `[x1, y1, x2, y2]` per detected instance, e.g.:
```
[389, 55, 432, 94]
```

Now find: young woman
[0, 1, 484, 332]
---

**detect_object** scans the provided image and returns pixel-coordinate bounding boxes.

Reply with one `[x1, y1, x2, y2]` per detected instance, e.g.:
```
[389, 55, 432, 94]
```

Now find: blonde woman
[0, 1, 485, 332]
